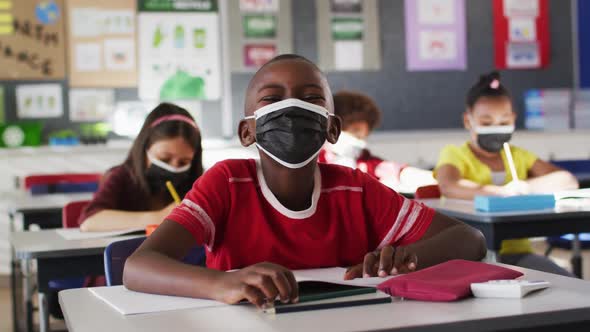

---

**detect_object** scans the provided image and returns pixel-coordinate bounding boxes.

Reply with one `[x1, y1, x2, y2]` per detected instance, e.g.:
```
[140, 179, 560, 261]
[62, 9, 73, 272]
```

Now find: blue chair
[104, 237, 206, 286]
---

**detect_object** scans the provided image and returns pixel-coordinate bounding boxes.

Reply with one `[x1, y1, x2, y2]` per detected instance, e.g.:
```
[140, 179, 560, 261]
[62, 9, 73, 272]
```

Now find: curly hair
[333, 90, 382, 131]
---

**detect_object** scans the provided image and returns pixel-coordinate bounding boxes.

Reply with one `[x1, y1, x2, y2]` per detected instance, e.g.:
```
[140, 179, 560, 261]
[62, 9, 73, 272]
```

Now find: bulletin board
[316, 0, 381, 71]
[0, 0, 66, 80]
[137, 0, 222, 101]
[66, 0, 138, 87]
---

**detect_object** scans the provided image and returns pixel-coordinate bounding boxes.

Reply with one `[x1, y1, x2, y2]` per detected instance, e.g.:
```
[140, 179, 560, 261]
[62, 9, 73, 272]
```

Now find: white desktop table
[59, 266, 590, 332]
[10, 229, 140, 332]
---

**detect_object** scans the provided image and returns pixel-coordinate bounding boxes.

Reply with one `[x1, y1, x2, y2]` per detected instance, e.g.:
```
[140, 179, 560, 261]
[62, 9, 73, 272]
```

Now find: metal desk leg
[38, 292, 50, 332]
[22, 259, 33, 332]
[572, 234, 583, 278]
[9, 212, 20, 332]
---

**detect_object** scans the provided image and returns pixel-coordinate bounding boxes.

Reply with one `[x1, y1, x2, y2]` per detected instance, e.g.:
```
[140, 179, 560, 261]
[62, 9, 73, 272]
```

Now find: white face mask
[329, 131, 367, 159]
[147, 154, 191, 173]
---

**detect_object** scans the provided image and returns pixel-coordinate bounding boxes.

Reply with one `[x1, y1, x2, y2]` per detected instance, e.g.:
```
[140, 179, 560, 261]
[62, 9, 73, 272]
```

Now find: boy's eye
[260, 96, 281, 102]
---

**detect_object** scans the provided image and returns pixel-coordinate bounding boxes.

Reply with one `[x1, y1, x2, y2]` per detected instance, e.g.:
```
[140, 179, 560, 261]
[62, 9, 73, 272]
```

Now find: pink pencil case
[377, 259, 523, 302]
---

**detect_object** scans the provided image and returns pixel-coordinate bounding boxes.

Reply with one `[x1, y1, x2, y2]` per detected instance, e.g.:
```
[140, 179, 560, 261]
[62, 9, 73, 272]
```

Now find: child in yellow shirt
[435, 72, 578, 276]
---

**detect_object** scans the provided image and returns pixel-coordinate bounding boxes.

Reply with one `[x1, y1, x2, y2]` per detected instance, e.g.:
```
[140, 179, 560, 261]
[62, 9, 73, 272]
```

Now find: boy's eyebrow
[257, 83, 324, 92]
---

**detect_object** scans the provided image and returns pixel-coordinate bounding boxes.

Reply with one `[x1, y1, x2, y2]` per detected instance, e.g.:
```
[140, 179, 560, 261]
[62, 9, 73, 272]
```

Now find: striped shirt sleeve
[362, 172, 435, 249]
[165, 162, 230, 251]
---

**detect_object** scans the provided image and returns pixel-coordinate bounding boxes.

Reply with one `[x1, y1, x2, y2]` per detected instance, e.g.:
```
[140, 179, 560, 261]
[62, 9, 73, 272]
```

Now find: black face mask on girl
[470, 121, 515, 153]
[145, 154, 191, 192]
[245, 98, 331, 169]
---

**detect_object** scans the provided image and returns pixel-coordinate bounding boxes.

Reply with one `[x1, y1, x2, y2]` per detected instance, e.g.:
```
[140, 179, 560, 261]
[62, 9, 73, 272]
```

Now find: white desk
[10, 229, 140, 332]
[3, 192, 93, 332]
[59, 266, 590, 332]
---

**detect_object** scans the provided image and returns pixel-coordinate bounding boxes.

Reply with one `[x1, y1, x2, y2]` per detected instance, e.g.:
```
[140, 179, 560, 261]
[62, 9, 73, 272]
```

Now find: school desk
[9, 229, 140, 332]
[58, 266, 590, 332]
[2, 192, 93, 332]
[2, 192, 93, 230]
[419, 198, 590, 278]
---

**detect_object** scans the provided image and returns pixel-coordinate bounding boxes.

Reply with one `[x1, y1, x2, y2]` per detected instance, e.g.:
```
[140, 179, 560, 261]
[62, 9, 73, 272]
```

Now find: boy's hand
[214, 262, 298, 308]
[343, 246, 417, 280]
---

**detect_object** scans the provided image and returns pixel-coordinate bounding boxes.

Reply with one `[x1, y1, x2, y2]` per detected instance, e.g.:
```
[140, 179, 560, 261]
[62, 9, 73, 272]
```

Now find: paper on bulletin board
[138, 11, 221, 101]
[509, 18, 536, 42]
[506, 42, 540, 68]
[69, 89, 115, 122]
[503, 0, 539, 17]
[67, 0, 137, 88]
[0, 0, 66, 80]
[330, 0, 362, 13]
[243, 44, 276, 68]
[239, 0, 278, 13]
[16, 84, 63, 119]
[334, 40, 363, 70]
[405, 0, 466, 71]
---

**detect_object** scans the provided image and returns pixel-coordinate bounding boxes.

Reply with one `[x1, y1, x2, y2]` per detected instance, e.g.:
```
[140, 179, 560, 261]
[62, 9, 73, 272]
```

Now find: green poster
[0, 86, 4, 124]
[243, 15, 277, 38]
[331, 17, 364, 40]
[0, 122, 43, 148]
[139, 0, 218, 12]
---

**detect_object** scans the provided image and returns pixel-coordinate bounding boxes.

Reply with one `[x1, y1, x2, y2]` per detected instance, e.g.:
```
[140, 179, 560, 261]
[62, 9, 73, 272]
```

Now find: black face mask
[477, 133, 513, 153]
[145, 156, 191, 193]
[247, 99, 330, 169]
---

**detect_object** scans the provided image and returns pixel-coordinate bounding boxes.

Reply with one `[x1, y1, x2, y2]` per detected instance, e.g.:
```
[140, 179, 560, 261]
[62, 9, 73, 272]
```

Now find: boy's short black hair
[466, 71, 511, 109]
[333, 90, 381, 131]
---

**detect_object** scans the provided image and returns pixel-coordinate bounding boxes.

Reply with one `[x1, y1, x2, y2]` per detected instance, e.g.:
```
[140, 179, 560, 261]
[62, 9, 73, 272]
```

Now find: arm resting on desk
[79, 204, 174, 232]
[527, 160, 579, 192]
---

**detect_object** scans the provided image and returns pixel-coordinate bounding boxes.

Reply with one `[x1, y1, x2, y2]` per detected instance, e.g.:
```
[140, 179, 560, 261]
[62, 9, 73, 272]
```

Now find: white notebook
[56, 228, 144, 240]
[89, 267, 396, 315]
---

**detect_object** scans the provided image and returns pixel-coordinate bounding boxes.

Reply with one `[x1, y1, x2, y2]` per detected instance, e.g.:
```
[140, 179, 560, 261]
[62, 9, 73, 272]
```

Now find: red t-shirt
[318, 148, 406, 185]
[166, 159, 435, 271]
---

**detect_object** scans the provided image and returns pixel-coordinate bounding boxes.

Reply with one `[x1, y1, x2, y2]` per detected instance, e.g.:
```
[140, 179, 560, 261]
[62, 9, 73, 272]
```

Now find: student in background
[319, 90, 436, 192]
[78, 103, 204, 232]
[123, 54, 487, 307]
[435, 72, 578, 276]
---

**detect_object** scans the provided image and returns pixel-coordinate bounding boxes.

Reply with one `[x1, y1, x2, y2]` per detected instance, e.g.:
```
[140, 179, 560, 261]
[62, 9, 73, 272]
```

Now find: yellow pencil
[166, 181, 181, 205]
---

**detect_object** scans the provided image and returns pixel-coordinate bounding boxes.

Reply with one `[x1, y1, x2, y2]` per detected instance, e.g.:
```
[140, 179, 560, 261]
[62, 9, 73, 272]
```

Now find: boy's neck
[259, 154, 316, 211]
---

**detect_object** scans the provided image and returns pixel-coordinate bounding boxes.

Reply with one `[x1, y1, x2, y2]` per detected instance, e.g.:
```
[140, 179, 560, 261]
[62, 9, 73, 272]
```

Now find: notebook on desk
[56, 228, 145, 240]
[90, 267, 395, 315]
[474, 195, 555, 212]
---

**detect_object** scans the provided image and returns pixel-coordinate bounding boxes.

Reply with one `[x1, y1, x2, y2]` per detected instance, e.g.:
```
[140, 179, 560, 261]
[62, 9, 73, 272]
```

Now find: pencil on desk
[166, 181, 181, 205]
[503, 142, 519, 182]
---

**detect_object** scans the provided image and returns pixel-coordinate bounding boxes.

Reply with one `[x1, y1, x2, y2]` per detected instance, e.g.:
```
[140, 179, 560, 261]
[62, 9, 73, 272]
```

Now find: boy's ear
[238, 119, 256, 147]
[326, 115, 342, 144]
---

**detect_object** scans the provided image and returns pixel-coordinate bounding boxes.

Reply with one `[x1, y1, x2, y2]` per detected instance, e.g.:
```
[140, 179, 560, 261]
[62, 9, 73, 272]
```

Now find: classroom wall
[0, 0, 577, 139]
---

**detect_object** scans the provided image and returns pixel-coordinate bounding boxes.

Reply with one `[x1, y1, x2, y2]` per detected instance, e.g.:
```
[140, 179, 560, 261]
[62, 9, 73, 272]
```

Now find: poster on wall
[239, 0, 278, 13]
[332, 17, 364, 70]
[0, 0, 66, 80]
[405, 0, 467, 71]
[69, 89, 115, 122]
[16, 84, 63, 119]
[138, 0, 221, 101]
[67, 0, 137, 87]
[493, 0, 549, 69]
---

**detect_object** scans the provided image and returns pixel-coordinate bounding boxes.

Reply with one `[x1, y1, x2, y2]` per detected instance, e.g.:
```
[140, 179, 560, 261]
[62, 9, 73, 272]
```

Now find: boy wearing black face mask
[435, 72, 578, 276]
[123, 55, 487, 308]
